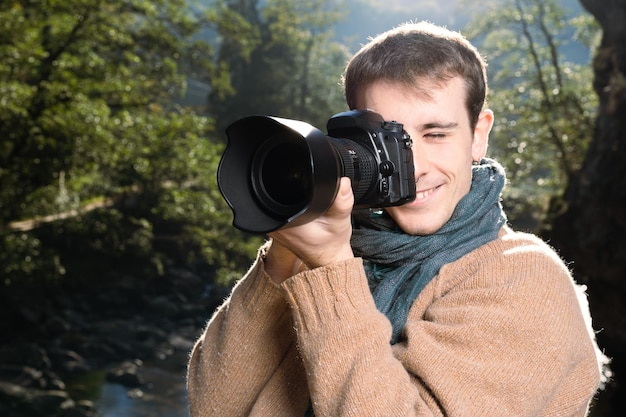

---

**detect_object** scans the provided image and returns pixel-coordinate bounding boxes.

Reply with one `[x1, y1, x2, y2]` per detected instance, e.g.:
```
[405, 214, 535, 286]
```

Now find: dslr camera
[217, 109, 416, 233]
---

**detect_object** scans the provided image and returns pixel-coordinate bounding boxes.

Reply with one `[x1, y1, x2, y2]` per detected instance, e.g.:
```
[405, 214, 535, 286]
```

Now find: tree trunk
[544, 1, 626, 415]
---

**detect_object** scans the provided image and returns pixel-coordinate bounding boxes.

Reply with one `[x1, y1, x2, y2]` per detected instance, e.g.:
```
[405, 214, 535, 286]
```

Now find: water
[97, 365, 190, 417]
[68, 356, 190, 417]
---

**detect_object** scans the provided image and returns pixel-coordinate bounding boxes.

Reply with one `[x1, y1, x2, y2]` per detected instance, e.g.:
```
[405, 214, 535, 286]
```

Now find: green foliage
[0, 232, 65, 286]
[0, 207, 159, 300]
[208, 0, 350, 133]
[0, 0, 263, 291]
[0, 0, 197, 222]
[462, 0, 600, 230]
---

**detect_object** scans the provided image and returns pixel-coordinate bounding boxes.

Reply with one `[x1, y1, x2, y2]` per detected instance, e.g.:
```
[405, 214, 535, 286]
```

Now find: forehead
[358, 77, 467, 108]
[356, 78, 471, 127]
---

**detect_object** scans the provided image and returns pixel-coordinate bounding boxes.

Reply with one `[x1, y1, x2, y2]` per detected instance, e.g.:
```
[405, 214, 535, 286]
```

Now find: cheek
[432, 146, 473, 175]
[436, 149, 474, 196]
[455, 164, 474, 197]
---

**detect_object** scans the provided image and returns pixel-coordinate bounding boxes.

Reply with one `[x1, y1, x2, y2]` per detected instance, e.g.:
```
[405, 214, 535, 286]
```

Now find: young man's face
[357, 77, 493, 235]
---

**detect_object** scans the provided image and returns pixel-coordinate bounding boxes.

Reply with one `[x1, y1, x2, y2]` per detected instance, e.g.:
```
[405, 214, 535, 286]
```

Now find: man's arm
[186, 253, 296, 417]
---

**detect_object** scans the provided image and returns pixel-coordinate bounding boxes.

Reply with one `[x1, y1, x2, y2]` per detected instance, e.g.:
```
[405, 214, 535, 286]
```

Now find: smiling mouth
[415, 186, 438, 201]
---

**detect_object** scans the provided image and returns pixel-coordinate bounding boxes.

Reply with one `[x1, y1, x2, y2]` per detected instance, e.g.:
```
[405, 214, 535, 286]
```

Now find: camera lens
[328, 137, 378, 205]
[251, 134, 311, 216]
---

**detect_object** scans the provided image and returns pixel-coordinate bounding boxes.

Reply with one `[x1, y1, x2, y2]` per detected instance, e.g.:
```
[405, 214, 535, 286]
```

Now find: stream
[97, 366, 189, 417]
[68, 353, 190, 417]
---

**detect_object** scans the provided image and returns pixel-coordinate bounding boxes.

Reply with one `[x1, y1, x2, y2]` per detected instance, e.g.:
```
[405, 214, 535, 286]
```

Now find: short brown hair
[343, 21, 488, 129]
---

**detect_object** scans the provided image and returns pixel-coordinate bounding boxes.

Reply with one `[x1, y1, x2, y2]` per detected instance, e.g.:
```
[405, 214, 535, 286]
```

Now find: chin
[392, 218, 445, 236]
[401, 225, 442, 236]
[386, 209, 448, 236]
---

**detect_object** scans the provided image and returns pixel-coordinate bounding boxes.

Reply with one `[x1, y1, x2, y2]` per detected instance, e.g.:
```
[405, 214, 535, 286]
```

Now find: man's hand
[265, 177, 355, 284]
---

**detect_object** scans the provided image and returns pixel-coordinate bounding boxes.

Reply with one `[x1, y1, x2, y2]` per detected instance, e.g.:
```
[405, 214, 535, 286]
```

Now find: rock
[147, 295, 180, 316]
[106, 359, 144, 387]
[30, 389, 73, 413]
[17, 305, 42, 325]
[59, 400, 98, 417]
[169, 334, 195, 352]
[41, 315, 72, 337]
[0, 264, 217, 416]
[0, 365, 44, 389]
[48, 348, 90, 374]
[167, 267, 205, 300]
[0, 380, 71, 416]
[127, 387, 144, 399]
[0, 346, 66, 391]
[0, 343, 51, 370]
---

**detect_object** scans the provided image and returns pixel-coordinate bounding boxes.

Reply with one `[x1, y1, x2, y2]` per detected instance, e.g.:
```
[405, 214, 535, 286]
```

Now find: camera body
[217, 109, 416, 234]
[326, 109, 415, 209]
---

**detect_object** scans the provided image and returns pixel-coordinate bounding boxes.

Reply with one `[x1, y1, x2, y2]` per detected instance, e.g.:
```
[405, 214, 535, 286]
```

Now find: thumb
[334, 177, 354, 212]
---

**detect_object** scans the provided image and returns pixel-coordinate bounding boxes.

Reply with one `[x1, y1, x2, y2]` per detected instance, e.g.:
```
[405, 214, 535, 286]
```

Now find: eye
[421, 122, 458, 140]
[424, 132, 448, 140]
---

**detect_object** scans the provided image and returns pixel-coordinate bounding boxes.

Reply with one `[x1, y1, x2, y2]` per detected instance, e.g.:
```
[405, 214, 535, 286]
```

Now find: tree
[208, 0, 351, 134]
[462, 0, 599, 230]
[0, 0, 196, 223]
[0, 0, 261, 288]
[546, 1, 626, 415]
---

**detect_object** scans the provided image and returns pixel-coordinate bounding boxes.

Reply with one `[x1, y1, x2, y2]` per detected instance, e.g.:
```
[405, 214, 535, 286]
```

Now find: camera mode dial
[382, 120, 403, 133]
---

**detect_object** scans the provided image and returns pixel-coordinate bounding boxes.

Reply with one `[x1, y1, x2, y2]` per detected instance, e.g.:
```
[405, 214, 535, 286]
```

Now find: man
[187, 21, 605, 416]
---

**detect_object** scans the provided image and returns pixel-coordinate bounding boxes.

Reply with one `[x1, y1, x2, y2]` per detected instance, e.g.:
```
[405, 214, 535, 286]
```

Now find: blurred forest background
[1, 0, 624, 416]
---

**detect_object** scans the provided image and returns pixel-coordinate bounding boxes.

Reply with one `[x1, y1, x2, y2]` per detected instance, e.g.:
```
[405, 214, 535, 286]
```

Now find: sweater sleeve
[187, 250, 297, 417]
[281, 257, 431, 416]
[282, 233, 602, 417]
[393, 232, 603, 417]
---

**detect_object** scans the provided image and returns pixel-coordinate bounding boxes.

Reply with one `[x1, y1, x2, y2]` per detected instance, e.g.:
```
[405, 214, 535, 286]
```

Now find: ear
[471, 109, 494, 162]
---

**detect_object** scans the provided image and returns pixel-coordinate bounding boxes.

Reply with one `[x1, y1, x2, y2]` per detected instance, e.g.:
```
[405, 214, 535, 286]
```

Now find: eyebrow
[420, 122, 459, 130]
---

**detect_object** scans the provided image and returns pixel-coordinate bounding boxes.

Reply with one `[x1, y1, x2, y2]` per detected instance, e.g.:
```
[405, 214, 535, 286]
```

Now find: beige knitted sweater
[187, 226, 602, 416]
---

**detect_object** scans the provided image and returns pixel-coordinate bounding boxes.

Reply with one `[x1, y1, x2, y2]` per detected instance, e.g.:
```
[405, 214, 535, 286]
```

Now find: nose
[411, 140, 430, 181]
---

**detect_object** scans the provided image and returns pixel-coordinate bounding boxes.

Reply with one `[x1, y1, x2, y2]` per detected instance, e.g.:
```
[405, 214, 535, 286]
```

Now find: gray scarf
[351, 158, 507, 344]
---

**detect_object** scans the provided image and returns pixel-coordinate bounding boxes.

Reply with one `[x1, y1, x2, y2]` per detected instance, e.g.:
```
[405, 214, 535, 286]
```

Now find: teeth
[415, 188, 435, 200]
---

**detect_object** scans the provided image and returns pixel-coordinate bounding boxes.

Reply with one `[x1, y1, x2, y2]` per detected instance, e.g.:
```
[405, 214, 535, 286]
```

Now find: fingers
[264, 177, 355, 274]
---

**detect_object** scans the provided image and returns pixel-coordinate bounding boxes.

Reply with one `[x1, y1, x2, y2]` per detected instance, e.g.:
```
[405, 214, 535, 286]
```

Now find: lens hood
[218, 116, 343, 234]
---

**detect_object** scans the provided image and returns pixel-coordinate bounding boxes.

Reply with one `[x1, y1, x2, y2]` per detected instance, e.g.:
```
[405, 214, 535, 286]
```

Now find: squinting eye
[425, 133, 447, 139]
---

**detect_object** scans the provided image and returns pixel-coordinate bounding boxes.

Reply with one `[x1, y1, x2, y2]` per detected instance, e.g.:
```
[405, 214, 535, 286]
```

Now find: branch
[537, 1, 562, 89]
[515, 0, 574, 179]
